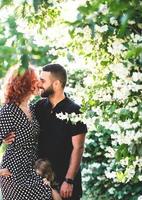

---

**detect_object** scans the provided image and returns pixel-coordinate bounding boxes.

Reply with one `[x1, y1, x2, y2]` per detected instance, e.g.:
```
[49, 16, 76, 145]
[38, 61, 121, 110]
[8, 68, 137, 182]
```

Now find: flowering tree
[44, 1, 142, 199]
[0, 0, 142, 199]
[64, 1, 142, 199]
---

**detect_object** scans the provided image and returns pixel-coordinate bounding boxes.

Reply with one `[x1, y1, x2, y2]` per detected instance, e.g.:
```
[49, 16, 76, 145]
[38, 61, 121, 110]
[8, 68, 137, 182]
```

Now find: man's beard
[41, 85, 54, 98]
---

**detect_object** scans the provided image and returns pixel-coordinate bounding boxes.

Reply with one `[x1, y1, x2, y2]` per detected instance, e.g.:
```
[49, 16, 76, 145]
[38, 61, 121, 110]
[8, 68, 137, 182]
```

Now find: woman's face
[31, 70, 41, 96]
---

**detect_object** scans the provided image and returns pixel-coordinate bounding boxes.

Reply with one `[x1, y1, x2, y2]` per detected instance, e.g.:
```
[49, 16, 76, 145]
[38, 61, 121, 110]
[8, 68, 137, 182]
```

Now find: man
[4, 64, 87, 200]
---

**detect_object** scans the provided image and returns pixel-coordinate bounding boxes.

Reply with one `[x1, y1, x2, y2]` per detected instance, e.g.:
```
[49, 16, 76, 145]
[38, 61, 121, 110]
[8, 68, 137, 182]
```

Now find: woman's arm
[0, 168, 12, 176]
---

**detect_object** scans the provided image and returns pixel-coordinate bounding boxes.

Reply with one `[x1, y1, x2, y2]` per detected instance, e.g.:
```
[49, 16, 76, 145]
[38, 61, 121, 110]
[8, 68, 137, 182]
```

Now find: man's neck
[48, 92, 65, 108]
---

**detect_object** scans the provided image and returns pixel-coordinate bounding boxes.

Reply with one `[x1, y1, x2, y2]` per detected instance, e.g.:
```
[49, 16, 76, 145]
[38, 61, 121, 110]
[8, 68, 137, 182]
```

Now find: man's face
[39, 71, 55, 98]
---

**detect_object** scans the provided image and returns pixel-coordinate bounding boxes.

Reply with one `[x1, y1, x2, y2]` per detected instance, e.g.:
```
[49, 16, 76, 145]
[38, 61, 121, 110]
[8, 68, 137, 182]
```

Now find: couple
[0, 64, 87, 200]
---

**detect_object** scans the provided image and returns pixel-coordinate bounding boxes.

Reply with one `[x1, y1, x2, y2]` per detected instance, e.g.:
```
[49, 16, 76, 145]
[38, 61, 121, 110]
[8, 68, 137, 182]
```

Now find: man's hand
[0, 168, 12, 176]
[60, 182, 73, 198]
[3, 132, 16, 144]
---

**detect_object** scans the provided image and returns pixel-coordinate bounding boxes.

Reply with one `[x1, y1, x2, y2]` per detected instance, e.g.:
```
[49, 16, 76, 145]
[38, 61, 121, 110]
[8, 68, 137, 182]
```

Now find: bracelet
[64, 178, 74, 184]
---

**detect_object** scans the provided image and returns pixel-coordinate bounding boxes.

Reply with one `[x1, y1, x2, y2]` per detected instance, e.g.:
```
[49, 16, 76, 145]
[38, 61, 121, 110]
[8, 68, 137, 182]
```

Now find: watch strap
[64, 178, 74, 184]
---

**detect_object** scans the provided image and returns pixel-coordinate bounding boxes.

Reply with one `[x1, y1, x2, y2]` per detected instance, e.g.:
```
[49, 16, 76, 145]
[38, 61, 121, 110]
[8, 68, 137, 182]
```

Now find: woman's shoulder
[0, 103, 19, 116]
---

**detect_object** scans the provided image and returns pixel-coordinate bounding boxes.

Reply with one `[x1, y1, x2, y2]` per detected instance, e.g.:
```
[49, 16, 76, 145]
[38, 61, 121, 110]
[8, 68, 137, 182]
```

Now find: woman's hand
[0, 168, 12, 176]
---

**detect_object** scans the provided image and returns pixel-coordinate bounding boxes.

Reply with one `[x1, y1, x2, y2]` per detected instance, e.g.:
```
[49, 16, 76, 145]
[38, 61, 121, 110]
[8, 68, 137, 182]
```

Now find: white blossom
[120, 157, 129, 167]
[131, 33, 142, 43]
[99, 4, 108, 15]
[112, 79, 131, 100]
[83, 76, 94, 86]
[56, 112, 69, 121]
[125, 165, 135, 182]
[95, 25, 108, 33]
[105, 147, 116, 158]
[108, 39, 127, 55]
[110, 17, 118, 26]
[56, 112, 86, 125]
[82, 42, 94, 54]
[110, 63, 129, 79]
[105, 171, 116, 179]
[118, 119, 132, 129]
[133, 157, 142, 169]
[128, 20, 135, 25]
[138, 175, 142, 181]
[132, 72, 142, 82]
[113, 87, 130, 101]
[60, 1, 87, 22]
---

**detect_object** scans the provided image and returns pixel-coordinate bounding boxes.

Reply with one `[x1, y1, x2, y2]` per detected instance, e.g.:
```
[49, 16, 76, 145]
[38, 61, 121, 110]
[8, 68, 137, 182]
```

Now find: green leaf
[129, 143, 137, 155]
[0, 38, 6, 46]
[0, 0, 12, 7]
[115, 144, 129, 161]
[33, 0, 42, 12]
[126, 47, 142, 59]
[116, 171, 126, 183]
[20, 54, 29, 70]
[0, 143, 8, 158]
[7, 16, 17, 30]
[137, 144, 142, 156]
[0, 46, 16, 56]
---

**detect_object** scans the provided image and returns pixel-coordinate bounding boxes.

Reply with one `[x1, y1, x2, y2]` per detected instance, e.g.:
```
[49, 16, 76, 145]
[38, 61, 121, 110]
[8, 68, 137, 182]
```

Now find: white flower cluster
[92, 88, 112, 102]
[107, 38, 127, 55]
[56, 112, 86, 125]
[110, 17, 118, 26]
[109, 63, 129, 80]
[95, 24, 108, 33]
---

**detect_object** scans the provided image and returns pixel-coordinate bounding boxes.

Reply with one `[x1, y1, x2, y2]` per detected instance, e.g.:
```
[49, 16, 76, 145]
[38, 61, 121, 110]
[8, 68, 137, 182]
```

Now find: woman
[0, 66, 52, 200]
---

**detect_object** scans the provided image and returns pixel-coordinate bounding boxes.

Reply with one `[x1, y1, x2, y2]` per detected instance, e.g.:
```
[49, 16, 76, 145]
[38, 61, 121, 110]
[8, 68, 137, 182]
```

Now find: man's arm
[0, 168, 12, 176]
[65, 134, 85, 179]
[60, 133, 85, 199]
[3, 132, 15, 144]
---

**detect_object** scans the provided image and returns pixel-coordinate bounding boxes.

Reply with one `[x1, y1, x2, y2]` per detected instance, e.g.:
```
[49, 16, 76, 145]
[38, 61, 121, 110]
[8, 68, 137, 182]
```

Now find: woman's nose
[37, 80, 43, 88]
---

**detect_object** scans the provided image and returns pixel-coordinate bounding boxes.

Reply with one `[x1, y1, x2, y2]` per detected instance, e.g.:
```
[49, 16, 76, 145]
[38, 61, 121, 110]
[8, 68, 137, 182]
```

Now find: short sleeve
[69, 121, 87, 136]
[0, 107, 14, 144]
[69, 104, 87, 136]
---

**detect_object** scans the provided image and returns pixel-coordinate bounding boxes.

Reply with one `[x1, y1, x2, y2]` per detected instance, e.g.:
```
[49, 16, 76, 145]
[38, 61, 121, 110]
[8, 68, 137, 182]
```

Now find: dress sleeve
[0, 107, 14, 145]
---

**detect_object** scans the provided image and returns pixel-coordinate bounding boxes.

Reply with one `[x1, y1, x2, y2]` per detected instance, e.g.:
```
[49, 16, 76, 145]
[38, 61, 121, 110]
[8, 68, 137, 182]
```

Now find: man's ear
[54, 80, 60, 87]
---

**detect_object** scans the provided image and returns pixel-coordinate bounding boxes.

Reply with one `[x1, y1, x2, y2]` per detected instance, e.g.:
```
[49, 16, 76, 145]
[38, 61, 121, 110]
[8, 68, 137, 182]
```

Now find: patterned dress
[0, 103, 52, 200]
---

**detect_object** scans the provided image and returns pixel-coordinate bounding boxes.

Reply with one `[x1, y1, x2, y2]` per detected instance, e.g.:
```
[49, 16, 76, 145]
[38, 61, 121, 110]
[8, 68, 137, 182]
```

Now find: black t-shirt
[34, 96, 87, 196]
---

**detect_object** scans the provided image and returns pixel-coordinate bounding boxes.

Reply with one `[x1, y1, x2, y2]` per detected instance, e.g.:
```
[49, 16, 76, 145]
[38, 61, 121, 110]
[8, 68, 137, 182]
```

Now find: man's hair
[42, 64, 67, 88]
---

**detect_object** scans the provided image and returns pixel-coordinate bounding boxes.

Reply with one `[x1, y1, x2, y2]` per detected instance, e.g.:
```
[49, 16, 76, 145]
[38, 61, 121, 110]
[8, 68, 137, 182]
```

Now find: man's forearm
[65, 147, 84, 180]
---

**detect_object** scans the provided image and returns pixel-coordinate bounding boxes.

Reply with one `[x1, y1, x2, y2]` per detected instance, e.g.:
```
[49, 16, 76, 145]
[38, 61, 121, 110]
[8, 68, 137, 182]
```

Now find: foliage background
[0, 0, 142, 199]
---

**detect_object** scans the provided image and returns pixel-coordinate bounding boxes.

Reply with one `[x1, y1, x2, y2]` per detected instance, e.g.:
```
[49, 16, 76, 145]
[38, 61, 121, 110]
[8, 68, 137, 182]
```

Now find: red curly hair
[3, 66, 38, 105]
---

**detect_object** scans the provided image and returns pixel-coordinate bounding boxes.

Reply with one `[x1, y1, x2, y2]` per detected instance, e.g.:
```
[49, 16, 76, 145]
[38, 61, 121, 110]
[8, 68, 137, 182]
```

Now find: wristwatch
[64, 178, 74, 184]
